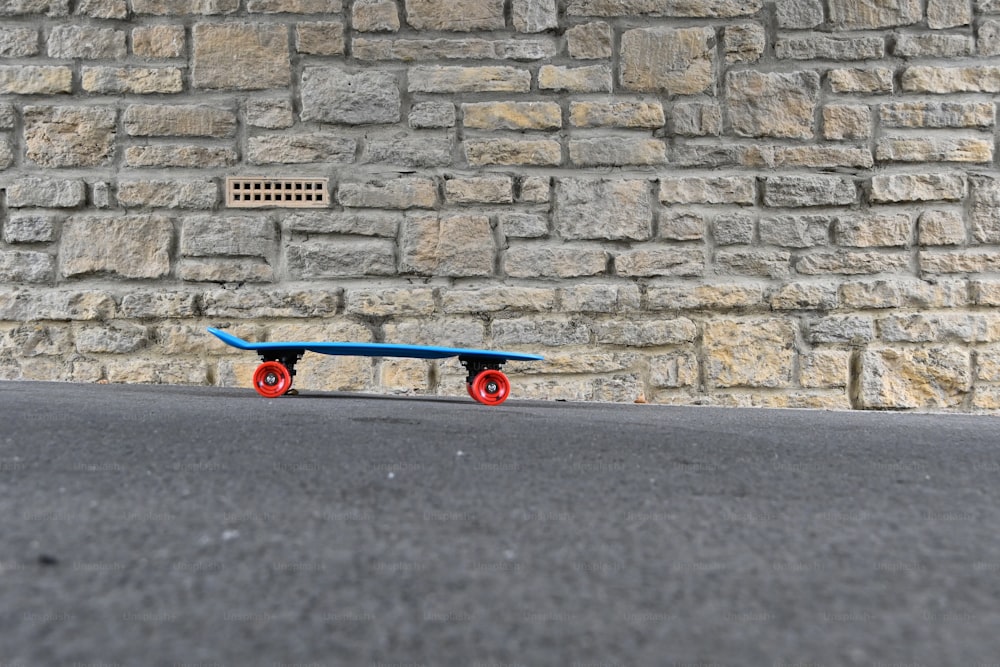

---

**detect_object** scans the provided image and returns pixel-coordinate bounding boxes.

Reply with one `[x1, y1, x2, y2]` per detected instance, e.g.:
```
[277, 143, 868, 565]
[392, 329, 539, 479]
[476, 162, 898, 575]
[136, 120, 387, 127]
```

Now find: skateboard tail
[207, 327, 257, 350]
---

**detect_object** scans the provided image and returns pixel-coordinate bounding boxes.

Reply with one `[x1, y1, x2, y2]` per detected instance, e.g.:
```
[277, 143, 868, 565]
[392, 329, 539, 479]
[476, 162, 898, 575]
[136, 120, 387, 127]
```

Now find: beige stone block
[0, 66, 71, 95]
[295, 22, 345, 55]
[727, 70, 819, 139]
[620, 26, 715, 95]
[353, 0, 400, 32]
[464, 138, 561, 166]
[345, 288, 436, 317]
[567, 21, 612, 59]
[859, 346, 971, 409]
[61, 215, 173, 279]
[919, 210, 966, 246]
[24, 105, 117, 168]
[927, 0, 972, 29]
[537, 64, 612, 92]
[404, 0, 504, 31]
[801, 350, 851, 388]
[647, 282, 765, 310]
[124, 104, 236, 137]
[504, 245, 608, 278]
[410, 66, 531, 93]
[828, 67, 893, 93]
[132, 25, 185, 58]
[569, 100, 663, 128]
[399, 213, 496, 277]
[81, 67, 183, 94]
[823, 104, 870, 140]
[380, 358, 433, 394]
[876, 136, 993, 164]
[192, 23, 290, 90]
[836, 213, 912, 248]
[462, 101, 561, 130]
[704, 318, 797, 388]
[902, 66, 1000, 94]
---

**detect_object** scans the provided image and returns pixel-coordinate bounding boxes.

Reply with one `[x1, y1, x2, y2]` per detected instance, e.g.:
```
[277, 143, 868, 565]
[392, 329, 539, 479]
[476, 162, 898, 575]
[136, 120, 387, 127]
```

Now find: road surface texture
[3, 380, 1000, 666]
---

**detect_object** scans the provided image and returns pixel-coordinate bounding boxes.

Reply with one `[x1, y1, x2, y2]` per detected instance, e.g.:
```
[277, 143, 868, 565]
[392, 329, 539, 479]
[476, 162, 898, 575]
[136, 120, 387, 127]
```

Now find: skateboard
[207, 327, 543, 406]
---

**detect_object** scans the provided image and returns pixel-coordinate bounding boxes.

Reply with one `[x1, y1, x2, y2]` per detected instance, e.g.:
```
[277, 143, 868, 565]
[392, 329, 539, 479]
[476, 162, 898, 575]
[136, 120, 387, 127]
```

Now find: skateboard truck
[460, 357, 511, 406]
[253, 350, 303, 398]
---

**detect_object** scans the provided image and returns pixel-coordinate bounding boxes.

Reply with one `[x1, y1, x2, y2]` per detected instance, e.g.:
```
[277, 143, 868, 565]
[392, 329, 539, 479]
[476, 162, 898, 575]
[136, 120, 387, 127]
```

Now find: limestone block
[724, 23, 765, 63]
[500, 212, 548, 238]
[345, 288, 436, 317]
[3, 214, 59, 244]
[859, 346, 971, 409]
[0, 290, 117, 321]
[569, 138, 666, 167]
[353, 0, 399, 32]
[75, 323, 148, 354]
[775, 35, 884, 60]
[620, 27, 715, 95]
[970, 175, 1000, 244]
[796, 251, 909, 275]
[504, 245, 608, 278]
[770, 282, 839, 311]
[192, 23, 290, 90]
[405, 0, 504, 30]
[0, 28, 39, 57]
[491, 317, 589, 347]
[246, 99, 294, 129]
[124, 104, 236, 137]
[300, 67, 400, 124]
[981, 21, 1000, 56]
[125, 145, 238, 169]
[131, 0, 239, 13]
[6, 177, 85, 208]
[570, 100, 664, 128]
[0, 0, 69, 15]
[567, 0, 760, 17]
[442, 287, 557, 313]
[594, 319, 696, 346]
[23, 106, 116, 168]
[808, 315, 875, 343]
[823, 104, 871, 140]
[616, 247, 704, 277]
[337, 178, 437, 209]
[712, 213, 754, 245]
[366, 132, 453, 168]
[763, 175, 856, 207]
[714, 249, 791, 279]
[0, 66, 71, 95]
[283, 211, 398, 237]
[248, 0, 342, 11]
[560, 284, 640, 313]
[921, 250, 1000, 274]
[0, 251, 54, 283]
[462, 102, 561, 130]
[117, 180, 218, 209]
[659, 210, 706, 241]
[671, 102, 722, 136]
[759, 215, 832, 248]
[894, 34, 974, 57]
[465, 138, 561, 166]
[81, 67, 183, 94]
[200, 289, 340, 319]
[727, 71, 819, 139]
[555, 178, 653, 241]
[879, 102, 994, 129]
[47, 25, 125, 59]
[902, 66, 1000, 94]
[538, 64, 612, 92]
[836, 213, 912, 248]
[399, 213, 496, 277]
[703, 318, 796, 388]
[567, 22, 612, 59]
[385, 318, 485, 348]
[119, 292, 199, 319]
[775, 0, 822, 28]
[285, 239, 396, 278]
[801, 350, 851, 389]
[828, 0, 921, 29]
[353, 37, 556, 61]
[659, 175, 754, 205]
[409, 66, 531, 93]
[927, 0, 971, 28]
[512, 0, 557, 32]
[919, 209, 966, 246]
[828, 67, 894, 93]
[520, 176, 550, 203]
[295, 22, 345, 56]
[445, 176, 514, 204]
[870, 173, 966, 203]
[875, 136, 993, 164]
[409, 102, 455, 129]
[247, 134, 356, 165]
[61, 215, 173, 279]
[181, 216, 277, 258]
[132, 25, 185, 58]
[179, 259, 273, 283]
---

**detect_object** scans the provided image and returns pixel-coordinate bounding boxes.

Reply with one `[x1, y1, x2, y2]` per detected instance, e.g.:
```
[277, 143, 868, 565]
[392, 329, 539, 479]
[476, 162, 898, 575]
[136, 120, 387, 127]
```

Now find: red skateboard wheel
[253, 361, 292, 398]
[470, 369, 510, 406]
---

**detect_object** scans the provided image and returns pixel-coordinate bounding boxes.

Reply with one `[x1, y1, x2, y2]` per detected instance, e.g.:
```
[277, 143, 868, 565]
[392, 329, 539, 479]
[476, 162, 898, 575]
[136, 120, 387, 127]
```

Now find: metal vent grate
[226, 177, 329, 208]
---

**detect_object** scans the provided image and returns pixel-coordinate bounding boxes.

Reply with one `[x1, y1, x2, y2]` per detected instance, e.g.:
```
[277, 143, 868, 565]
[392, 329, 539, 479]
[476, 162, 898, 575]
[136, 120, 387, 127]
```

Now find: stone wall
[2, 0, 1000, 410]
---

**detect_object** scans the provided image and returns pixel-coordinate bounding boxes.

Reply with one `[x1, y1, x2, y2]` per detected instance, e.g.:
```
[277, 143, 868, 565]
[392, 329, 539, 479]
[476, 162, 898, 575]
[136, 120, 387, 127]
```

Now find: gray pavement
[3, 380, 1000, 666]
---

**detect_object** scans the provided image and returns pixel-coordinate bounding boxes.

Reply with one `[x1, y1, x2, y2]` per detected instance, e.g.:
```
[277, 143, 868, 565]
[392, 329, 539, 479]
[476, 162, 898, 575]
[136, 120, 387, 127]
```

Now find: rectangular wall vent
[226, 177, 329, 208]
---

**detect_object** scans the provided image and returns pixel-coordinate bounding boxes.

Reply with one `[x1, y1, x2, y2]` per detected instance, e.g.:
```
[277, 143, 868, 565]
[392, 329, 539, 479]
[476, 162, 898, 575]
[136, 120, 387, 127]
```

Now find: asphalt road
[3, 381, 1000, 667]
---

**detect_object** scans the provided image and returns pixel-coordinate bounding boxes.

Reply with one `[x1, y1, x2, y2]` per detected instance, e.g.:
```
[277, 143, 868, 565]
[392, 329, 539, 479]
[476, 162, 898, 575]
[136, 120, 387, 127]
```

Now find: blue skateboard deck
[207, 327, 542, 404]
